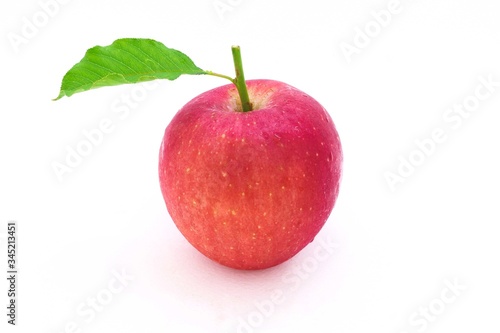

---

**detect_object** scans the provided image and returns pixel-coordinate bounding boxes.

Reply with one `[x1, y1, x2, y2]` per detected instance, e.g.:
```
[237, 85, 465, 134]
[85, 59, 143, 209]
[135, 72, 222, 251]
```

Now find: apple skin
[159, 79, 342, 270]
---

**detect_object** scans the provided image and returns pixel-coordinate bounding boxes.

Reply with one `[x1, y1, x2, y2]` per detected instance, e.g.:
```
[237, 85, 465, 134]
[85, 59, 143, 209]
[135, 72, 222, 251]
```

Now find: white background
[1, 0, 500, 332]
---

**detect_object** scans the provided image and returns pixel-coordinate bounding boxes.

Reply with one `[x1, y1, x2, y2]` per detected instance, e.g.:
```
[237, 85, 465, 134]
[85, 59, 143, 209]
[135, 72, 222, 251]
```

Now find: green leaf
[54, 38, 207, 100]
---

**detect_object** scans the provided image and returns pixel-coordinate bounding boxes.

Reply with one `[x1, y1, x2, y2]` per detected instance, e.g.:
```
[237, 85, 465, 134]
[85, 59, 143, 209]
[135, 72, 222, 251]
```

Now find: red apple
[159, 79, 342, 270]
[53, 40, 341, 270]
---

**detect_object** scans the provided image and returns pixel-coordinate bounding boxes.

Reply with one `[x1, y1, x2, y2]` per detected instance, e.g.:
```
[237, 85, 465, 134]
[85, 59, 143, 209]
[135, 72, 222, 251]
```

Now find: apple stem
[231, 46, 253, 112]
[204, 46, 253, 112]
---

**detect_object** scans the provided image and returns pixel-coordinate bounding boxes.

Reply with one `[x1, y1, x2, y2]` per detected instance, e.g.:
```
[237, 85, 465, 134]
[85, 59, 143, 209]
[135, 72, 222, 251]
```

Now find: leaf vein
[92, 53, 140, 75]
